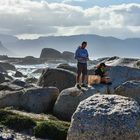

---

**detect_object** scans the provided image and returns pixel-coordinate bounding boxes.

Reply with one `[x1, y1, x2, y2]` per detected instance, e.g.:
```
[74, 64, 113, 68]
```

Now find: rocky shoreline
[0, 56, 139, 140]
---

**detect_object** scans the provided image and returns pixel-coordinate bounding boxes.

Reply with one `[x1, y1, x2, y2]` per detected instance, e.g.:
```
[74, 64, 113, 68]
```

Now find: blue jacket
[75, 47, 89, 63]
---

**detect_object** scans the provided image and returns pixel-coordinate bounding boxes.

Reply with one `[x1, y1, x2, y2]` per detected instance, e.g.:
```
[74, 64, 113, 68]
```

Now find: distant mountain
[1, 34, 140, 58]
[0, 34, 18, 44]
[0, 41, 14, 56]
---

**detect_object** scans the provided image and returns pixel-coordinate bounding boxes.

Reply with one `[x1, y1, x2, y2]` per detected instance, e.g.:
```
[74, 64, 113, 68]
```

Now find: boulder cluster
[0, 56, 140, 140]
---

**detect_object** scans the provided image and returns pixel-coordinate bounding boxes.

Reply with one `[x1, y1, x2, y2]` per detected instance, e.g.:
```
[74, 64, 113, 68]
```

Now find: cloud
[63, 0, 86, 3]
[0, 0, 140, 39]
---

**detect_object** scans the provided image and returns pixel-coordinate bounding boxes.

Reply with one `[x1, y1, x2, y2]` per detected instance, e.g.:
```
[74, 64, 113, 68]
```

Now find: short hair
[82, 41, 87, 46]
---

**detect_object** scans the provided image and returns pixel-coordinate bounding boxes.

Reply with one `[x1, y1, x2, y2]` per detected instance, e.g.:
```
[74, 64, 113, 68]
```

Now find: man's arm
[75, 49, 85, 60]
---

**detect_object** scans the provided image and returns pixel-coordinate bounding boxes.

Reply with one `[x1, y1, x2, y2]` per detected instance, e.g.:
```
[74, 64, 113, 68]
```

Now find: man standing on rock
[75, 41, 89, 89]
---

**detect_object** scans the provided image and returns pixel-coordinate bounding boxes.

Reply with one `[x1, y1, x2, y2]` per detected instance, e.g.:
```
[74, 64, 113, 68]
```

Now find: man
[75, 41, 89, 89]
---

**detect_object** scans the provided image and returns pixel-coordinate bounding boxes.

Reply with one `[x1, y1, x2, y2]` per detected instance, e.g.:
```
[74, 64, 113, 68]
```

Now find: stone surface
[14, 71, 25, 77]
[61, 51, 75, 62]
[0, 87, 59, 113]
[40, 48, 62, 59]
[0, 73, 5, 84]
[37, 68, 76, 91]
[108, 66, 140, 91]
[67, 94, 140, 140]
[114, 80, 140, 104]
[0, 62, 16, 71]
[0, 126, 48, 140]
[53, 86, 100, 121]
[57, 63, 77, 73]
[25, 77, 38, 84]
[0, 80, 33, 91]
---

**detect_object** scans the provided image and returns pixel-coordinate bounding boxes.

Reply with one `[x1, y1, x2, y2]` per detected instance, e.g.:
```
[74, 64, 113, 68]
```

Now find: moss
[47, 114, 60, 121]
[34, 120, 70, 140]
[0, 109, 36, 131]
[0, 109, 70, 140]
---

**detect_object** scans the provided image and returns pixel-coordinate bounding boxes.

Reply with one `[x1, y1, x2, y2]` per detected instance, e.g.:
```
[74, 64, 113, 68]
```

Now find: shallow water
[8, 62, 77, 81]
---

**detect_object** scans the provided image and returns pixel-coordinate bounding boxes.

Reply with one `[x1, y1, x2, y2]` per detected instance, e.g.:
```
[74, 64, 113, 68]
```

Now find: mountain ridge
[0, 34, 139, 58]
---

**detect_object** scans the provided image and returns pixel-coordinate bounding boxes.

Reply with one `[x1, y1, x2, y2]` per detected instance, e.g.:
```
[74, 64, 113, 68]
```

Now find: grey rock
[62, 51, 75, 62]
[0, 73, 5, 84]
[37, 68, 76, 91]
[0, 62, 16, 71]
[14, 71, 24, 77]
[20, 87, 59, 113]
[0, 87, 59, 113]
[18, 56, 39, 65]
[0, 65, 6, 73]
[108, 66, 140, 91]
[40, 48, 62, 59]
[25, 77, 38, 84]
[32, 68, 44, 74]
[0, 80, 33, 91]
[57, 63, 77, 73]
[53, 86, 100, 121]
[114, 80, 140, 104]
[67, 94, 140, 140]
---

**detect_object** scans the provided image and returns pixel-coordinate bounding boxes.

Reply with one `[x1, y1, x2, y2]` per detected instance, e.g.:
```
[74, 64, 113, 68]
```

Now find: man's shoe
[76, 84, 81, 89]
[81, 83, 88, 88]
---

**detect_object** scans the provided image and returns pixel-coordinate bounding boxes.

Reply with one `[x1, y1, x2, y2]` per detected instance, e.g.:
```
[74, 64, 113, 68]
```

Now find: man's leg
[76, 73, 81, 84]
[81, 63, 88, 87]
[76, 62, 82, 88]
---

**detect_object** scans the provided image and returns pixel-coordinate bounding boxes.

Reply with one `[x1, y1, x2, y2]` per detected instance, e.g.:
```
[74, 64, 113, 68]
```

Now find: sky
[0, 0, 140, 39]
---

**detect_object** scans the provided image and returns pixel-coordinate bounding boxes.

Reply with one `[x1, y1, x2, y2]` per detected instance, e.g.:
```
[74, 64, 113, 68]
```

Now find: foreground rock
[67, 94, 140, 140]
[37, 68, 76, 91]
[53, 86, 107, 121]
[114, 80, 140, 104]
[0, 87, 59, 113]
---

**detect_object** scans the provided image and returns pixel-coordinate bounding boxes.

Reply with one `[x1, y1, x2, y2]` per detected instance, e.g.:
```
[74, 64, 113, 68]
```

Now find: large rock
[0, 87, 59, 113]
[37, 68, 76, 91]
[105, 57, 139, 67]
[67, 94, 140, 140]
[62, 51, 75, 62]
[53, 86, 109, 121]
[114, 80, 140, 104]
[20, 87, 59, 113]
[57, 63, 77, 73]
[108, 66, 140, 90]
[40, 48, 62, 59]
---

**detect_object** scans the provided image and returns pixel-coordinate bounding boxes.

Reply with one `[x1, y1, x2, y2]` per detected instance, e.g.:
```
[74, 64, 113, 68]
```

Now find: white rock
[67, 94, 140, 140]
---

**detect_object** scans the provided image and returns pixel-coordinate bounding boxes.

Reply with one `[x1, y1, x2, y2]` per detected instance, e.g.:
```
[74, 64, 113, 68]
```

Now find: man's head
[81, 41, 87, 49]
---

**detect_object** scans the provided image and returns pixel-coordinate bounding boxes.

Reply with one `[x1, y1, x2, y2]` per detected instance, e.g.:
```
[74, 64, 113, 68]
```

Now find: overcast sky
[0, 0, 140, 39]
